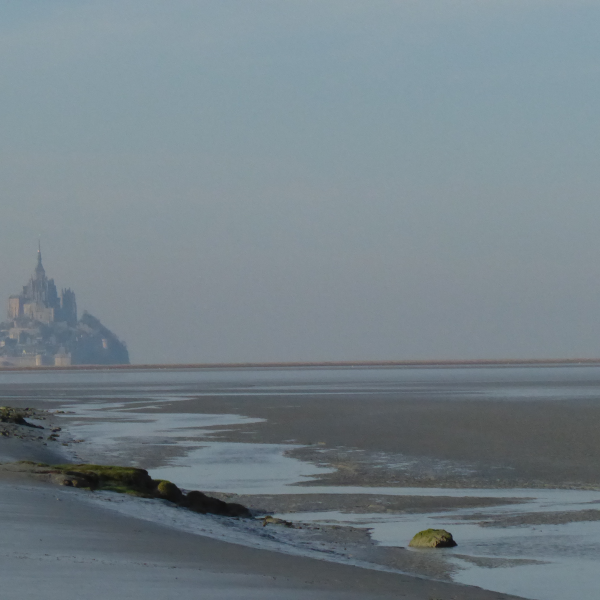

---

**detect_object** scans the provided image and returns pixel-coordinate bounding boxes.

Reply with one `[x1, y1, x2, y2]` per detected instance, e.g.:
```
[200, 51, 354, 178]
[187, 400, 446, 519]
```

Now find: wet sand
[165, 391, 600, 488]
[3, 366, 600, 598]
[16, 371, 600, 489]
[0, 402, 524, 599]
[208, 492, 523, 515]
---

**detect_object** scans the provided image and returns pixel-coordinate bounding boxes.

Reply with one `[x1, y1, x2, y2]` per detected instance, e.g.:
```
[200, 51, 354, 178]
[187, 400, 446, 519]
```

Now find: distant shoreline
[2, 357, 600, 372]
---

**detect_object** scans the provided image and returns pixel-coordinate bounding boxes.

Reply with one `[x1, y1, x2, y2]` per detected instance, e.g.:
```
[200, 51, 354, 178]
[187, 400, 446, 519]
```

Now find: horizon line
[2, 358, 600, 372]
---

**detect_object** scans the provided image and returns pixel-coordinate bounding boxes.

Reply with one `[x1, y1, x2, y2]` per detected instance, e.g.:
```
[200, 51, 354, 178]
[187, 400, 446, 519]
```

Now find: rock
[408, 529, 457, 548]
[182, 490, 230, 514]
[54, 471, 99, 489]
[155, 480, 183, 503]
[226, 502, 252, 518]
[262, 515, 294, 527]
[0, 407, 28, 426]
[39, 462, 251, 518]
[0, 407, 43, 428]
[50, 464, 155, 494]
[182, 490, 251, 518]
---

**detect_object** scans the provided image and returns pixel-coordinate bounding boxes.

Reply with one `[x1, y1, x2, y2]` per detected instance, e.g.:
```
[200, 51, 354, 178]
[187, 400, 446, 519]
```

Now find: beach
[3, 365, 600, 598]
[0, 474, 525, 600]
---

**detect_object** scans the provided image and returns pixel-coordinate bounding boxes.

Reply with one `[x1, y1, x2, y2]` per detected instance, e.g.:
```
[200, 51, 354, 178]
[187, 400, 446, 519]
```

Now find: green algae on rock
[34, 463, 252, 518]
[49, 464, 156, 495]
[156, 479, 184, 503]
[408, 529, 457, 548]
[0, 407, 42, 428]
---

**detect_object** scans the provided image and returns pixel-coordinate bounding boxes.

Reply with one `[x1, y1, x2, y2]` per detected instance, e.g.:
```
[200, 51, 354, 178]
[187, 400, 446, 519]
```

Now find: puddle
[151, 442, 333, 492]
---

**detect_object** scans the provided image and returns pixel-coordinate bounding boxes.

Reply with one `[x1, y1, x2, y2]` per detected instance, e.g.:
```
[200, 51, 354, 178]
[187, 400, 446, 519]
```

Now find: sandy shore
[0, 408, 524, 599]
[5, 366, 600, 598]
[0, 477, 524, 600]
[3, 366, 600, 599]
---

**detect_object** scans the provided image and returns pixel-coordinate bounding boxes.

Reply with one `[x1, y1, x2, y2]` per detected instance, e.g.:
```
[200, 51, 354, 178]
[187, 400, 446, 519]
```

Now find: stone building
[0, 247, 128, 367]
[8, 246, 77, 326]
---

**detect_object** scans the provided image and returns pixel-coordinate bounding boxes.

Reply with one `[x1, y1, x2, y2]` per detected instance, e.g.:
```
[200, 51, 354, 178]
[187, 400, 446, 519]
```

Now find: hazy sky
[2, 1, 600, 363]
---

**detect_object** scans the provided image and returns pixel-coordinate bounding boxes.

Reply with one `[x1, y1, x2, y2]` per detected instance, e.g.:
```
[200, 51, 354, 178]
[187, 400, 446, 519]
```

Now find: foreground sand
[0, 472, 523, 600]
[0, 410, 524, 600]
[4, 367, 588, 598]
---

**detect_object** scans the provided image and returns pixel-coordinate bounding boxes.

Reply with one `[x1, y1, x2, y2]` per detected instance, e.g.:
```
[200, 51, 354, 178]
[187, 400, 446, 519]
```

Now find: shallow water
[57, 398, 333, 490]
[5, 364, 600, 599]
[277, 497, 600, 600]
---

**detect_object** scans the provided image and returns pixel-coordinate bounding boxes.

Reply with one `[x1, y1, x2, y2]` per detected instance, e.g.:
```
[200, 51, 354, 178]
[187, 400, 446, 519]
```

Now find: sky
[1, 0, 600, 364]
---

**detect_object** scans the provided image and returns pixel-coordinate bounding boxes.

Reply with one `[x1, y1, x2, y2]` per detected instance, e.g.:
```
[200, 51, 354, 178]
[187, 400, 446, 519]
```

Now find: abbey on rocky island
[0, 247, 129, 367]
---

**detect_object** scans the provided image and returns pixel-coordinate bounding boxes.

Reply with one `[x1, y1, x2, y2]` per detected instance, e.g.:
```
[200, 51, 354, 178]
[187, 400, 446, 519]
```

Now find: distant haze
[2, 1, 600, 364]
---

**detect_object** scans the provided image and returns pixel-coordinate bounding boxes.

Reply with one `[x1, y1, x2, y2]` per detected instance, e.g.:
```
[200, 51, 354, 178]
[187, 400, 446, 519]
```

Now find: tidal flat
[3, 365, 600, 599]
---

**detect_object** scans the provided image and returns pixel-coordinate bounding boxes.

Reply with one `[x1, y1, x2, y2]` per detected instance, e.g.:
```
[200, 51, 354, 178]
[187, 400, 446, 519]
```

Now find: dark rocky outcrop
[42, 463, 251, 518]
[52, 464, 155, 494]
[71, 312, 129, 365]
[181, 490, 251, 517]
[0, 311, 129, 366]
[0, 407, 42, 428]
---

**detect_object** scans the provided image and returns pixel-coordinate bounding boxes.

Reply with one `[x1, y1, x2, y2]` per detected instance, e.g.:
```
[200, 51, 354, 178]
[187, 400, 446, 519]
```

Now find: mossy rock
[0, 407, 29, 426]
[45, 463, 251, 518]
[155, 480, 183, 502]
[50, 464, 155, 495]
[409, 529, 457, 548]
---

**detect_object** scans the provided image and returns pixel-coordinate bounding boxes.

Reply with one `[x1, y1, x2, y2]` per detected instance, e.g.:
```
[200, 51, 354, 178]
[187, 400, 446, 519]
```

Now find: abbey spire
[35, 243, 46, 279]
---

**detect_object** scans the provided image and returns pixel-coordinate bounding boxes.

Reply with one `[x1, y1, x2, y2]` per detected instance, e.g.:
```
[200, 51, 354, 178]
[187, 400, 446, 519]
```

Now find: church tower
[35, 243, 44, 278]
[11, 246, 62, 324]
